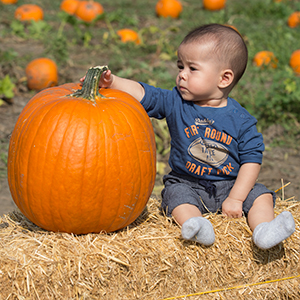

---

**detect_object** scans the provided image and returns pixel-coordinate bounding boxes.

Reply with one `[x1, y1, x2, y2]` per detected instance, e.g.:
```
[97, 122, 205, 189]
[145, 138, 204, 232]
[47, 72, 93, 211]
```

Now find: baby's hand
[80, 69, 114, 89]
[222, 197, 243, 218]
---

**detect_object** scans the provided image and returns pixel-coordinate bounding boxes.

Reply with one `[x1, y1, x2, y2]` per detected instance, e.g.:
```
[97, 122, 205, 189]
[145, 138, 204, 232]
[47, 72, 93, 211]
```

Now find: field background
[1, 0, 300, 216]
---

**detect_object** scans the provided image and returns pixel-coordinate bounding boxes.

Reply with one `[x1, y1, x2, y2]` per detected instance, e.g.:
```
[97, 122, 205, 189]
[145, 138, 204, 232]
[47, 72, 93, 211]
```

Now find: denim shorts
[161, 171, 276, 217]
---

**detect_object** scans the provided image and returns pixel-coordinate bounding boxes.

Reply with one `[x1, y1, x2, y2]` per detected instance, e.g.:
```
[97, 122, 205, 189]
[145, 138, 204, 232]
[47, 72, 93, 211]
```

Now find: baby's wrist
[227, 195, 244, 203]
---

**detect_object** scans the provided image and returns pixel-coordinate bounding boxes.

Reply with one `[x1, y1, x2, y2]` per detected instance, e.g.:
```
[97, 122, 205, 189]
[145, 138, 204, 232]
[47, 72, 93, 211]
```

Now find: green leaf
[0, 75, 15, 99]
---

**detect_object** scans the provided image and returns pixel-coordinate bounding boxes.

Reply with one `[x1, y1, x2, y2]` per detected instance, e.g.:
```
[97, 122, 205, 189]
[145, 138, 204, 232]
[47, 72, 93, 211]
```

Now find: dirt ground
[1, 38, 300, 217]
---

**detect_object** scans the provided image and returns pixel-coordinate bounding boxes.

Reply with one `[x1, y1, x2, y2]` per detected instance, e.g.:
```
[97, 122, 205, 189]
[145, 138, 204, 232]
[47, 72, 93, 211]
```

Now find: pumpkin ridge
[24, 108, 52, 225]
[110, 101, 154, 229]
[120, 99, 156, 192]
[102, 107, 124, 231]
[8, 100, 39, 215]
[118, 109, 143, 228]
[111, 104, 138, 231]
[34, 100, 80, 231]
[87, 107, 107, 231]
[13, 99, 64, 223]
[84, 103, 115, 232]
[92, 106, 107, 231]
[31, 102, 73, 229]
[94, 100, 138, 232]
[54, 102, 87, 231]
[77, 103, 93, 230]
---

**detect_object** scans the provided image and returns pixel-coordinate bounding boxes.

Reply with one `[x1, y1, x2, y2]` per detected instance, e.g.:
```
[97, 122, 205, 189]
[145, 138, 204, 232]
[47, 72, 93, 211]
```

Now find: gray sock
[252, 211, 295, 250]
[181, 217, 215, 246]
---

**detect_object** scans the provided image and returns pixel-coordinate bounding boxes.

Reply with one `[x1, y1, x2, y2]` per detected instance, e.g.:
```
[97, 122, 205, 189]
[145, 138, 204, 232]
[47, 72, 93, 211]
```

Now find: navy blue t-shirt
[140, 82, 264, 181]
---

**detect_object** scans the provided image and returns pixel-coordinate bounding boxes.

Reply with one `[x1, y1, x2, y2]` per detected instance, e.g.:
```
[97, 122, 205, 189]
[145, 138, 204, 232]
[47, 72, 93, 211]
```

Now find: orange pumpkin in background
[203, 0, 226, 10]
[7, 66, 156, 234]
[117, 29, 141, 45]
[75, 1, 104, 22]
[287, 11, 300, 28]
[156, 0, 183, 18]
[1, 0, 18, 4]
[60, 0, 80, 15]
[253, 51, 278, 69]
[25, 58, 58, 91]
[289, 49, 300, 75]
[14, 4, 44, 22]
[224, 24, 240, 34]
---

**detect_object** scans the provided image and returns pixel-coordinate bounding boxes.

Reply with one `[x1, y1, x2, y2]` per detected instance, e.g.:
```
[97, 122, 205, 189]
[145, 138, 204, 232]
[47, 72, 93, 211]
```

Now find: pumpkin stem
[69, 65, 108, 103]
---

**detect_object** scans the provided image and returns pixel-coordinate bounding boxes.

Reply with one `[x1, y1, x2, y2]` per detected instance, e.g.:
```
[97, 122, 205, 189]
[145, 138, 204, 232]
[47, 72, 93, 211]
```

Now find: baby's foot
[252, 211, 295, 250]
[181, 217, 215, 246]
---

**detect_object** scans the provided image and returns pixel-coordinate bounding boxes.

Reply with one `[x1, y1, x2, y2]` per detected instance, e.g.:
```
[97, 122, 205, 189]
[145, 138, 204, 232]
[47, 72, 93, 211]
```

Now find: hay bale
[0, 197, 299, 299]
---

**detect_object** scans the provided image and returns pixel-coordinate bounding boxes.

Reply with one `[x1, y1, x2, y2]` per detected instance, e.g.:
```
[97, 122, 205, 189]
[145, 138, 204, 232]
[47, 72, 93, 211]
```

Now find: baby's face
[176, 41, 227, 106]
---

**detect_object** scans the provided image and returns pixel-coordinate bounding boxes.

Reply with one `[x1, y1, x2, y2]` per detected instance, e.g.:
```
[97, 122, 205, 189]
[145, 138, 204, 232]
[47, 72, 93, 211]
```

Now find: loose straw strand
[274, 181, 290, 193]
[160, 274, 300, 300]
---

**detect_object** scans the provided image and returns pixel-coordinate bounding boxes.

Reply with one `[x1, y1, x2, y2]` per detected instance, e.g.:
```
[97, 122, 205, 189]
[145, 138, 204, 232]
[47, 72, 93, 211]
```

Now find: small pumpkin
[224, 24, 240, 34]
[14, 4, 44, 22]
[60, 0, 80, 15]
[75, 1, 104, 22]
[155, 0, 183, 18]
[203, 0, 226, 11]
[253, 51, 278, 69]
[287, 12, 300, 28]
[7, 66, 156, 234]
[25, 58, 58, 91]
[1, 0, 18, 4]
[117, 29, 141, 45]
[289, 49, 300, 75]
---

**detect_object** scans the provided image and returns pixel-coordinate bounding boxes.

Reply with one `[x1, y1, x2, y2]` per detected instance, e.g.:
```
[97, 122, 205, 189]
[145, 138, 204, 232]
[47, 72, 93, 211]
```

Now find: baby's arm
[80, 68, 145, 102]
[221, 163, 261, 218]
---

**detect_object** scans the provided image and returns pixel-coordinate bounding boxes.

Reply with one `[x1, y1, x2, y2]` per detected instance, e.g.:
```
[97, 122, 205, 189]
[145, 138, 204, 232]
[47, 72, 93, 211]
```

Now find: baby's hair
[181, 24, 248, 87]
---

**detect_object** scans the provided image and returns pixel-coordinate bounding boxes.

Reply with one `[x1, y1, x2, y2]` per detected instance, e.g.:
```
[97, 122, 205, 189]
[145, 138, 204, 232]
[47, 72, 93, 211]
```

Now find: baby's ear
[218, 69, 234, 88]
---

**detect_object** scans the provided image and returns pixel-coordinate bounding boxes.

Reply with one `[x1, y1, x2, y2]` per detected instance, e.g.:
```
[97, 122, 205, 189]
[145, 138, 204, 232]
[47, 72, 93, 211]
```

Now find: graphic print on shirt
[184, 118, 234, 176]
[188, 137, 228, 167]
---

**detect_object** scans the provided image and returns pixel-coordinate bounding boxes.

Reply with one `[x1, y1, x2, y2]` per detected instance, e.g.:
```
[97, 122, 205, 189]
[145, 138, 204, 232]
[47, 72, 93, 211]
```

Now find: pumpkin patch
[7, 66, 156, 234]
[1, 0, 300, 299]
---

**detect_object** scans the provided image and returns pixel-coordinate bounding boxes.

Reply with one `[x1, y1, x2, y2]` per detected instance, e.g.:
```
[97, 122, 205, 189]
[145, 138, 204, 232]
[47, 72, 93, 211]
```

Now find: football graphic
[188, 137, 229, 167]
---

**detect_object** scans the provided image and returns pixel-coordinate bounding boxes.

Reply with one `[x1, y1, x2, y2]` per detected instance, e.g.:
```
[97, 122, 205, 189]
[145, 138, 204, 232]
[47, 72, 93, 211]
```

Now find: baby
[81, 24, 295, 249]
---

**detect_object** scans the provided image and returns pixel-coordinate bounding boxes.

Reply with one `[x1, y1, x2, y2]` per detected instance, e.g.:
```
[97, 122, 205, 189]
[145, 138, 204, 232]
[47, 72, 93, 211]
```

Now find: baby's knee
[253, 193, 274, 207]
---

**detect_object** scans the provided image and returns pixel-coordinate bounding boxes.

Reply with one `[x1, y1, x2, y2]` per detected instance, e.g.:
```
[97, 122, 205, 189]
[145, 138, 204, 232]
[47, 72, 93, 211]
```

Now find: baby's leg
[248, 194, 295, 249]
[172, 204, 215, 246]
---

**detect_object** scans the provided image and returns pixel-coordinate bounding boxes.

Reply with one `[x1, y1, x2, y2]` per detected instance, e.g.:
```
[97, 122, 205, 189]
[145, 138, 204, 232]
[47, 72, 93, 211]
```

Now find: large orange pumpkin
[253, 51, 278, 69]
[289, 49, 300, 75]
[14, 4, 44, 22]
[155, 0, 183, 18]
[75, 1, 104, 22]
[25, 58, 58, 91]
[117, 28, 141, 45]
[287, 11, 300, 28]
[203, 0, 226, 11]
[7, 66, 156, 234]
[60, 0, 80, 15]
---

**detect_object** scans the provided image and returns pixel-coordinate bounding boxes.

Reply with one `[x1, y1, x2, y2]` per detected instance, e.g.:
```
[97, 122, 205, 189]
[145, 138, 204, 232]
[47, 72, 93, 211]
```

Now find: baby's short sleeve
[139, 82, 177, 119]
